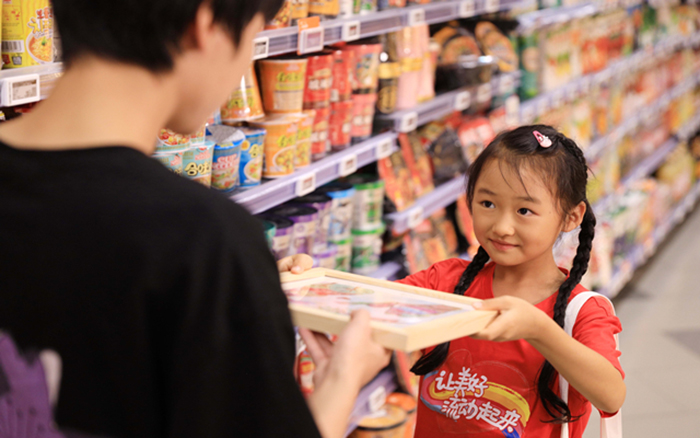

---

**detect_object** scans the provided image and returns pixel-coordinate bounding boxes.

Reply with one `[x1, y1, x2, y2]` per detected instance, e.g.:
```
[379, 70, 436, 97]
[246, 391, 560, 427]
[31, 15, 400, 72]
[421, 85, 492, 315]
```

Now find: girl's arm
[472, 297, 626, 414]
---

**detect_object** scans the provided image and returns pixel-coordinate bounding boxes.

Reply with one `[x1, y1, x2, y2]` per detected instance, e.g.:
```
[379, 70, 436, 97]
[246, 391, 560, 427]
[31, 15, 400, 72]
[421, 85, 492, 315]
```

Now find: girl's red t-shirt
[398, 258, 624, 438]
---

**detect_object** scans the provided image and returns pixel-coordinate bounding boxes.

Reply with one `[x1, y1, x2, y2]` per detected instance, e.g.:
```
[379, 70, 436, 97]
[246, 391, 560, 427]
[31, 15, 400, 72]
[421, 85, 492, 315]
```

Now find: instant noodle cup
[310, 106, 331, 161]
[334, 238, 352, 272]
[331, 49, 355, 103]
[156, 129, 190, 153]
[190, 125, 206, 145]
[291, 193, 332, 252]
[182, 141, 215, 187]
[329, 100, 353, 151]
[152, 149, 185, 175]
[221, 65, 265, 123]
[348, 404, 407, 438]
[237, 127, 266, 188]
[259, 57, 308, 114]
[249, 115, 298, 178]
[316, 182, 356, 242]
[386, 393, 417, 438]
[290, 0, 310, 21]
[265, 0, 292, 29]
[309, 0, 340, 17]
[348, 174, 385, 230]
[268, 205, 318, 256]
[208, 125, 246, 192]
[257, 214, 295, 260]
[2, 0, 54, 68]
[294, 111, 314, 168]
[351, 93, 377, 142]
[351, 224, 385, 275]
[304, 52, 334, 109]
[313, 244, 338, 269]
[346, 43, 382, 93]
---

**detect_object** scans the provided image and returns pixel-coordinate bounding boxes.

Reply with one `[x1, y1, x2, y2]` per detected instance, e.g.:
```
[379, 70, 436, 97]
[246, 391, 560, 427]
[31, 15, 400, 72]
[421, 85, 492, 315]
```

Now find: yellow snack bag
[2, 0, 54, 69]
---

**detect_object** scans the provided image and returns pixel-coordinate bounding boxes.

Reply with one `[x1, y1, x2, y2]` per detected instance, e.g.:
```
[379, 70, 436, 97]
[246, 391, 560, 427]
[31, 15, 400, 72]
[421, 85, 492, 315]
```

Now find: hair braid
[410, 246, 491, 376]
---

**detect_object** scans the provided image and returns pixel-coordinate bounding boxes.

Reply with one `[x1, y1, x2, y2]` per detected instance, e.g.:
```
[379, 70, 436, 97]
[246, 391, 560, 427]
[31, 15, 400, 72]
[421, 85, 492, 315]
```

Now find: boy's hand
[470, 296, 548, 343]
[277, 254, 314, 274]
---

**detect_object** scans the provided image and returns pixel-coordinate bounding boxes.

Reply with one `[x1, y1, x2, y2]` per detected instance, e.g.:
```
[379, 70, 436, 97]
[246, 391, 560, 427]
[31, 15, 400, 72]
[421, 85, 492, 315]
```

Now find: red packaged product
[329, 100, 353, 151]
[351, 93, 377, 142]
[330, 49, 354, 103]
[310, 106, 331, 160]
[398, 132, 434, 198]
[377, 151, 416, 212]
[304, 52, 333, 109]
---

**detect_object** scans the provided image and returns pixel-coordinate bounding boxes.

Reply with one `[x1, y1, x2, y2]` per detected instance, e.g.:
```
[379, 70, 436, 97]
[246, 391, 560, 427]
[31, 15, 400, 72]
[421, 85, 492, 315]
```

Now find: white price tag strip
[339, 154, 358, 177]
[459, 0, 476, 17]
[485, 0, 500, 13]
[407, 206, 425, 229]
[342, 20, 361, 42]
[408, 8, 426, 26]
[296, 173, 317, 197]
[376, 138, 395, 159]
[368, 386, 387, 413]
[476, 84, 492, 104]
[298, 27, 325, 55]
[399, 111, 419, 133]
[252, 37, 270, 60]
[3, 74, 41, 107]
[454, 90, 471, 112]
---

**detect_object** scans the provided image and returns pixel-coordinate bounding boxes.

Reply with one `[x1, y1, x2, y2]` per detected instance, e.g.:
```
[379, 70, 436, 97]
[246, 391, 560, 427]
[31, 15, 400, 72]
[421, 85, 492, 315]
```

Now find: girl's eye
[517, 208, 533, 216]
[481, 201, 494, 209]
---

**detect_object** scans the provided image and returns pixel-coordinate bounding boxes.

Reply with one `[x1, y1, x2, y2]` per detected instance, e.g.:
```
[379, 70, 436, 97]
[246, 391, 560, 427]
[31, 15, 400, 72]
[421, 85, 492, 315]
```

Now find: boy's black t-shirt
[0, 142, 321, 438]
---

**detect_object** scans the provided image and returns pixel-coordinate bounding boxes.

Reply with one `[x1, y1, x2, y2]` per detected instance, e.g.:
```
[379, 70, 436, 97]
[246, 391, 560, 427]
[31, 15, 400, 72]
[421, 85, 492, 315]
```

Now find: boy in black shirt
[0, 1, 390, 438]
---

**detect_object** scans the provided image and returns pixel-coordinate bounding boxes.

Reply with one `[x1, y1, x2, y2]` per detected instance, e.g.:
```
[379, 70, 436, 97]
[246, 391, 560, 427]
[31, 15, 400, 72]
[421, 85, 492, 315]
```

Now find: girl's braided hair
[411, 125, 596, 424]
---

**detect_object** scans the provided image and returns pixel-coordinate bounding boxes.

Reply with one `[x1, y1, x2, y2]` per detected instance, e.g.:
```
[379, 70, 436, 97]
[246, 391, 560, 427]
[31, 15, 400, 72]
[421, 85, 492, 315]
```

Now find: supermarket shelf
[0, 62, 63, 107]
[517, 0, 646, 30]
[677, 111, 700, 142]
[519, 31, 700, 125]
[232, 132, 398, 214]
[256, 0, 527, 60]
[597, 182, 700, 298]
[376, 71, 521, 133]
[386, 175, 466, 233]
[344, 369, 398, 437]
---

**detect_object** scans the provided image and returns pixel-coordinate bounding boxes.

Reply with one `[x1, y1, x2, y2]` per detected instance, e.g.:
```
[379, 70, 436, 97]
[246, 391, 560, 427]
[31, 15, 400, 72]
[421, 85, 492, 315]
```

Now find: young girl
[399, 125, 625, 438]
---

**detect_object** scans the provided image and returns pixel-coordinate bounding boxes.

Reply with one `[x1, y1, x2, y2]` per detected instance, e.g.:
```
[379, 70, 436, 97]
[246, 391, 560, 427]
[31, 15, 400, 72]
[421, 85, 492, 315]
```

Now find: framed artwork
[280, 268, 497, 351]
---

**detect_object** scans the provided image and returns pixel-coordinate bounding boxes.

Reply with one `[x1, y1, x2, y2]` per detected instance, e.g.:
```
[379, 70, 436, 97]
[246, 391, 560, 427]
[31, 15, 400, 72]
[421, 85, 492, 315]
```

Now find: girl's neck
[491, 251, 567, 305]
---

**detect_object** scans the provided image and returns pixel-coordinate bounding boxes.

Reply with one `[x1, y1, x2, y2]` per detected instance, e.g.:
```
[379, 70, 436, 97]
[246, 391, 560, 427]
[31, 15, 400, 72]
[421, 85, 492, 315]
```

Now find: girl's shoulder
[397, 258, 494, 295]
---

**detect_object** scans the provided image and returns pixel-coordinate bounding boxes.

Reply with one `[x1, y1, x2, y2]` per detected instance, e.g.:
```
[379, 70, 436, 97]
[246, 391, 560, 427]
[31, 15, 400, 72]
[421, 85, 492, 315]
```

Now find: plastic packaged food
[2, 0, 54, 68]
[348, 404, 407, 438]
[208, 126, 246, 192]
[309, 0, 340, 18]
[376, 33, 400, 114]
[316, 183, 356, 242]
[346, 43, 382, 93]
[290, 0, 310, 22]
[351, 93, 377, 143]
[156, 129, 190, 153]
[182, 141, 215, 187]
[152, 149, 185, 175]
[249, 115, 299, 178]
[266, 0, 292, 29]
[259, 57, 309, 114]
[304, 52, 334, 109]
[329, 100, 354, 151]
[351, 225, 384, 274]
[269, 205, 319, 256]
[291, 193, 333, 252]
[331, 49, 355, 103]
[295, 111, 315, 168]
[377, 151, 415, 212]
[347, 174, 385, 231]
[399, 132, 434, 198]
[475, 22, 518, 74]
[310, 106, 331, 160]
[257, 214, 295, 260]
[237, 127, 266, 188]
[334, 238, 353, 272]
[221, 65, 265, 123]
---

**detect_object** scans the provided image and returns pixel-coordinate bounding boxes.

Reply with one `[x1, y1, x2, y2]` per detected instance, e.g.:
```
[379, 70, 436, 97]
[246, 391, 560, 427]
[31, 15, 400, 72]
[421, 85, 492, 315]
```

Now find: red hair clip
[533, 130, 552, 148]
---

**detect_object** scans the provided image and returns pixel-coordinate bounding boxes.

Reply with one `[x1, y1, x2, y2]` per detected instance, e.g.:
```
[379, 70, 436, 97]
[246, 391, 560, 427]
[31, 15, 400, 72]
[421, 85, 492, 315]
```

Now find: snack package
[398, 132, 434, 198]
[2, 0, 54, 68]
[377, 151, 416, 212]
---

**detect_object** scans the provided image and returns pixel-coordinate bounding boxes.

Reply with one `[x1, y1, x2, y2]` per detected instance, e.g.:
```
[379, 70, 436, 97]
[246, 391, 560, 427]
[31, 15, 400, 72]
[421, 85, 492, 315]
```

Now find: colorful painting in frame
[280, 268, 497, 351]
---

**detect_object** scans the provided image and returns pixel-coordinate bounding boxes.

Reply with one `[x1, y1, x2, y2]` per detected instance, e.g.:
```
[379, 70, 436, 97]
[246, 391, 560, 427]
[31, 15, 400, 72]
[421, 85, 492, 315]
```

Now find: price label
[399, 111, 419, 133]
[407, 206, 425, 229]
[296, 173, 317, 197]
[368, 386, 387, 413]
[536, 97, 549, 116]
[252, 37, 270, 60]
[342, 20, 361, 42]
[376, 138, 395, 159]
[339, 154, 358, 177]
[476, 83, 492, 104]
[459, 0, 476, 17]
[505, 95, 521, 127]
[499, 74, 515, 95]
[408, 8, 426, 26]
[485, 0, 500, 13]
[454, 90, 471, 112]
[5, 76, 41, 107]
[551, 90, 564, 109]
[298, 27, 325, 55]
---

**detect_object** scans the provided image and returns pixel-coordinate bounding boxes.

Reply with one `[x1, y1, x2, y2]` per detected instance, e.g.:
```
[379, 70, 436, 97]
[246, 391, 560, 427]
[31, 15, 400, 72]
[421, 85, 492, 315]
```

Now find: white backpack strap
[559, 292, 622, 438]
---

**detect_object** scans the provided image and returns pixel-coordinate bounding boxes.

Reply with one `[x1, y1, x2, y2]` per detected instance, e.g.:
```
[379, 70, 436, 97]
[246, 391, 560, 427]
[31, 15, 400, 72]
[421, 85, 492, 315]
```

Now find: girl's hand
[471, 297, 548, 343]
[277, 254, 314, 274]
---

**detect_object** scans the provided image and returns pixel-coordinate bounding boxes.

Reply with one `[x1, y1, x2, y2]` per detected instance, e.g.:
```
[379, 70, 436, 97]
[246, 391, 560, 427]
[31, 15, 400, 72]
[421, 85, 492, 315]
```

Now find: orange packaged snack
[295, 111, 315, 168]
[265, 0, 292, 29]
[221, 64, 265, 123]
[250, 115, 299, 178]
[259, 57, 309, 114]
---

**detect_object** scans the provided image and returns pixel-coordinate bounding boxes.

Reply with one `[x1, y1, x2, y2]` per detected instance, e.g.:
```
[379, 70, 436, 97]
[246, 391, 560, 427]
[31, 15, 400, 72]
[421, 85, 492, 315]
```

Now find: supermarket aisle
[583, 204, 700, 437]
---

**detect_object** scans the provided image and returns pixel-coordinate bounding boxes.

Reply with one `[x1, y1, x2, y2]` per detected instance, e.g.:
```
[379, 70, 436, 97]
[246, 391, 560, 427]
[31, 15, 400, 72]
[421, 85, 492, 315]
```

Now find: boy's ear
[563, 201, 586, 233]
[180, 2, 216, 51]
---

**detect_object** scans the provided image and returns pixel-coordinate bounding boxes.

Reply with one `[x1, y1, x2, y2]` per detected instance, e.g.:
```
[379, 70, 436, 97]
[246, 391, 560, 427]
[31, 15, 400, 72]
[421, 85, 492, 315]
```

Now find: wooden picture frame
[279, 268, 497, 351]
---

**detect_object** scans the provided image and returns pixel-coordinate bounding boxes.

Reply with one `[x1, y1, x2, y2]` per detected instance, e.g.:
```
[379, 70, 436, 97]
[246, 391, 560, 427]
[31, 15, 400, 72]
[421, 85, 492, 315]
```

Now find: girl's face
[471, 159, 580, 268]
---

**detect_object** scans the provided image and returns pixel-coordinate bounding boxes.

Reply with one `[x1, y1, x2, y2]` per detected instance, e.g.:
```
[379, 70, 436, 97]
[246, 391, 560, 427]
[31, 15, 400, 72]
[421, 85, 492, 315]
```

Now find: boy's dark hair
[411, 125, 596, 425]
[53, 0, 285, 72]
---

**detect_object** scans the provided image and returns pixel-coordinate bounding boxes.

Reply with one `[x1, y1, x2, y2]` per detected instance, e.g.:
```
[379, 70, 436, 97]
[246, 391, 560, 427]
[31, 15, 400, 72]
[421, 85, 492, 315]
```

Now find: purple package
[290, 193, 332, 253]
[268, 205, 318, 256]
[256, 214, 294, 260]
